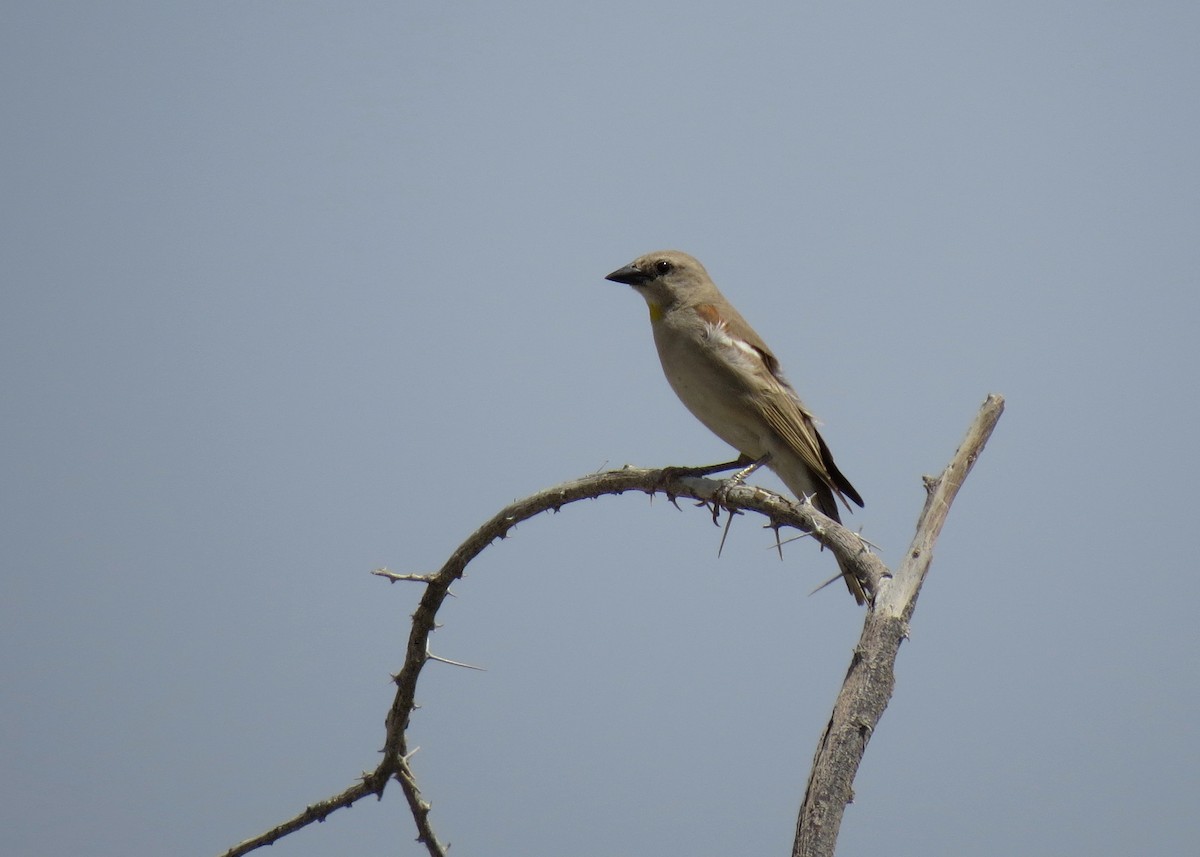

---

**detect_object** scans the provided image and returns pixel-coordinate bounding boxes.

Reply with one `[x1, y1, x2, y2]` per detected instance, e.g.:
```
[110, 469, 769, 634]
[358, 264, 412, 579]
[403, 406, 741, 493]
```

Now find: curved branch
[379, 465, 888, 855]
[222, 395, 1002, 857]
[220, 463, 884, 856]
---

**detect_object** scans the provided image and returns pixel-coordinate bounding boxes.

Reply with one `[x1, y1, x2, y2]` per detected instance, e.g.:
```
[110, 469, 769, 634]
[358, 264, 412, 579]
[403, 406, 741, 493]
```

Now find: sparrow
[605, 250, 866, 603]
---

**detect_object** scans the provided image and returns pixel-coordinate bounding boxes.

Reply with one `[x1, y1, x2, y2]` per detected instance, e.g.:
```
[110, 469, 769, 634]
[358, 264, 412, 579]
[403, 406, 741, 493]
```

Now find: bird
[605, 250, 866, 603]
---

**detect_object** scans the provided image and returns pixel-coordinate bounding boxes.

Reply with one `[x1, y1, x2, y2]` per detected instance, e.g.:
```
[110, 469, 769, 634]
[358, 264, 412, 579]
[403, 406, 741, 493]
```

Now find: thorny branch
[221, 395, 1002, 857]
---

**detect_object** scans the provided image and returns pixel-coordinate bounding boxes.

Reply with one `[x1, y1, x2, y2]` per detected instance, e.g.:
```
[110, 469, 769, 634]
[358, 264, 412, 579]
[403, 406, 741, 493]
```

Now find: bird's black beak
[605, 264, 651, 286]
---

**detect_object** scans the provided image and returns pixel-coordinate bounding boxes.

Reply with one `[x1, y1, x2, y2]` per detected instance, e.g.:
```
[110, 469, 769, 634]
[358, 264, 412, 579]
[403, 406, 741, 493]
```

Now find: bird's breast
[651, 316, 770, 457]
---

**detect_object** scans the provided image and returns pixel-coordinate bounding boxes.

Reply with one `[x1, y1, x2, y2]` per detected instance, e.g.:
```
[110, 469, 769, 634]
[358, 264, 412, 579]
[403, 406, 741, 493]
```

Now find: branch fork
[222, 395, 1003, 857]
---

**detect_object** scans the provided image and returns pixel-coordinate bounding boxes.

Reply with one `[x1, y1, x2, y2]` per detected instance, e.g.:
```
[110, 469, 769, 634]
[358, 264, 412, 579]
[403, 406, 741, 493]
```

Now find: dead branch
[220, 394, 1003, 857]
[792, 393, 1004, 857]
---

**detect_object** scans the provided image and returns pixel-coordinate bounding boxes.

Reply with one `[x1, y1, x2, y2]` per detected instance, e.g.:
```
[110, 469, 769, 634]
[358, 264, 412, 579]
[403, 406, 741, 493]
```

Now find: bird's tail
[811, 485, 867, 605]
[837, 552, 867, 605]
[771, 458, 867, 605]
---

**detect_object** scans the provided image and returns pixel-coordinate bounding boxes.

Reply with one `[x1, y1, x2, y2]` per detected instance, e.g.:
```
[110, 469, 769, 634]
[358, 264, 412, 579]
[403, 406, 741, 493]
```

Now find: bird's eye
[654, 259, 673, 275]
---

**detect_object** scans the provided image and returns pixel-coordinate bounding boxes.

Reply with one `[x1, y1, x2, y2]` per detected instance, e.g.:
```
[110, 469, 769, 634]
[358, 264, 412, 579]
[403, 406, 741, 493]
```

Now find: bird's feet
[710, 454, 771, 523]
[654, 455, 751, 505]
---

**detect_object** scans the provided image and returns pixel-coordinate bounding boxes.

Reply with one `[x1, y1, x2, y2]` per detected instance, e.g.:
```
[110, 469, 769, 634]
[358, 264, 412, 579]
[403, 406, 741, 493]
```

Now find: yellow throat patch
[647, 302, 664, 323]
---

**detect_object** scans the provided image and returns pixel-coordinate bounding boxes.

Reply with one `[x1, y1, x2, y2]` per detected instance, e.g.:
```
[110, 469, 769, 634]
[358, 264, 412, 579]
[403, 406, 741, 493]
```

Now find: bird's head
[605, 250, 713, 320]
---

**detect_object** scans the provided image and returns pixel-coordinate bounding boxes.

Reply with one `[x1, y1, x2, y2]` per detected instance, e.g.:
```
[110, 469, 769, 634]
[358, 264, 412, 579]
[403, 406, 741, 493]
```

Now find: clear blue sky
[3, 3, 1198, 855]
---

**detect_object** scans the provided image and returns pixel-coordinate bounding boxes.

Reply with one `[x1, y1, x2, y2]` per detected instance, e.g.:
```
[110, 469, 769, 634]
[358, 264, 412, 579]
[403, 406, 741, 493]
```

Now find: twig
[372, 569, 436, 583]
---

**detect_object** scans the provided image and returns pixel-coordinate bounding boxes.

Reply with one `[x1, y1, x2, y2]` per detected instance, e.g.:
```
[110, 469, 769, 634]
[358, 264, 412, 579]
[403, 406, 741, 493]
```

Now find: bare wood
[219, 462, 888, 856]
[792, 394, 1005, 857]
[220, 395, 1002, 856]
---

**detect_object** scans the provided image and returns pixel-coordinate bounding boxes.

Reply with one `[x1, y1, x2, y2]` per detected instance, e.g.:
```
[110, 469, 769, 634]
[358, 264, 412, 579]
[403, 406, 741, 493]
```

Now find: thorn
[808, 572, 845, 597]
[774, 531, 814, 548]
[852, 529, 882, 552]
[717, 507, 737, 557]
[426, 649, 487, 671]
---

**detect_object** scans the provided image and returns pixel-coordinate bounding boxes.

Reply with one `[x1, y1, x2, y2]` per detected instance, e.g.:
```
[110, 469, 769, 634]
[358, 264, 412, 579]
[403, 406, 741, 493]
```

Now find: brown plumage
[606, 250, 865, 603]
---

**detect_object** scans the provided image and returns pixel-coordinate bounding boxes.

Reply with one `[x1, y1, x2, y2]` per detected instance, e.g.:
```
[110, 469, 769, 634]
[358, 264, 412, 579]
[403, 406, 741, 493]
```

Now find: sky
[3, 2, 1198, 855]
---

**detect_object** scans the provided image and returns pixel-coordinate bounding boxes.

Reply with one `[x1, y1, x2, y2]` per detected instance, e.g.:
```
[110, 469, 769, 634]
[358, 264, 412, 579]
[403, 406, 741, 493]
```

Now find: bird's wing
[693, 302, 862, 509]
[752, 382, 832, 481]
[751, 351, 864, 509]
